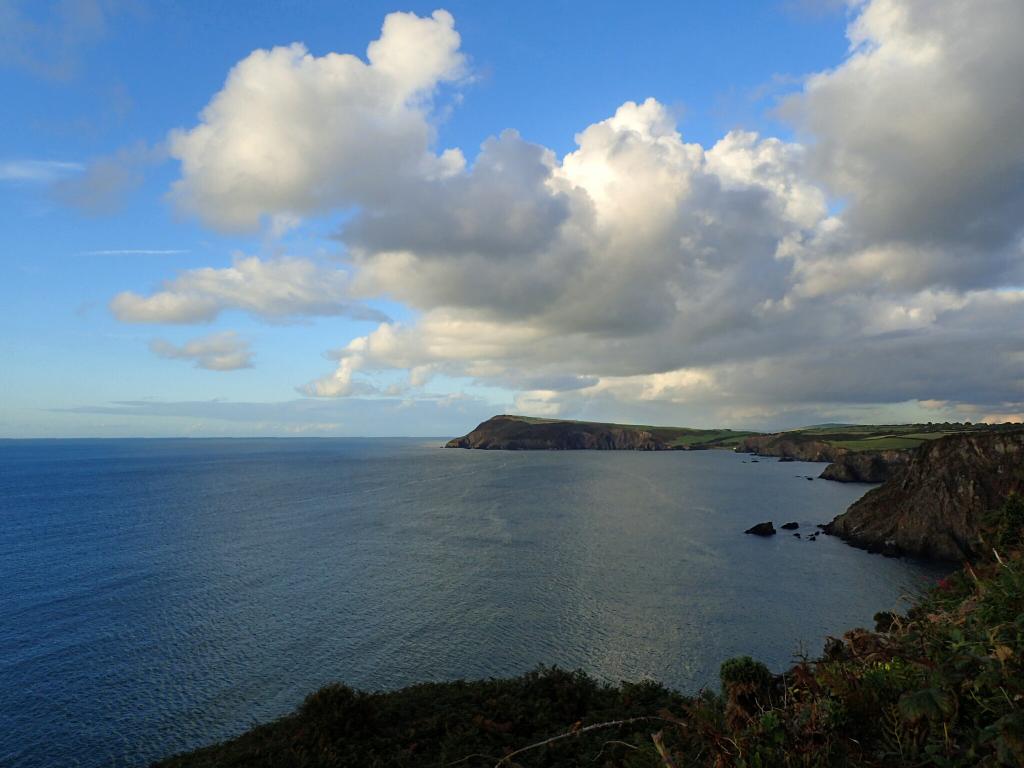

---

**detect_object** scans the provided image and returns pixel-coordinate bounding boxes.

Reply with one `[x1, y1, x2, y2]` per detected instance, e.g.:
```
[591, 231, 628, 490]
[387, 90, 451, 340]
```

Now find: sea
[0, 438, 948, 767]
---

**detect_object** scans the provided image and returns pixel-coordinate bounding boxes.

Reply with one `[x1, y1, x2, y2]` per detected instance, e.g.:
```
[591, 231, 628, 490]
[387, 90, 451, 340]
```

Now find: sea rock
[824, 431, 1024, 560]
[778, 457, 796, 463]
[744, 522, 776, 536]
[780, 522, 799, 530]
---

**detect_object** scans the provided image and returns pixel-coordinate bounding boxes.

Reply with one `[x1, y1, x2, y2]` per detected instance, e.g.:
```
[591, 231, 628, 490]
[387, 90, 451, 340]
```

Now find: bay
[0, 439, 945, 767]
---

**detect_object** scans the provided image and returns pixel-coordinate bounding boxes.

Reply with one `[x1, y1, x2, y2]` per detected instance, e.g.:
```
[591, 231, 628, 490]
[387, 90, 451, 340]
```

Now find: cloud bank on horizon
[113, 0, 1024, 428]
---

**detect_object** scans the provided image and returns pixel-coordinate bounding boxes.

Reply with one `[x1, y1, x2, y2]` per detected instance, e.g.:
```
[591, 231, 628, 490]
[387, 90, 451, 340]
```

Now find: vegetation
[759, 422, 1019, 453]
[447, 414, 760, 451]
[507, 415, 759, 448]
[156, 497, 1024, 768]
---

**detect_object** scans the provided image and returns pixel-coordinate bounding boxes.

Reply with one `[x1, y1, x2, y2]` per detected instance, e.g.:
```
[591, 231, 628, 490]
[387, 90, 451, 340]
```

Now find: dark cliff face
[818, 450, 910, 483]
[736, 434, 846, 462]
[825, 431, 1024, 560]
[737, 434, 910, 483]
[446, 415, 664, 450]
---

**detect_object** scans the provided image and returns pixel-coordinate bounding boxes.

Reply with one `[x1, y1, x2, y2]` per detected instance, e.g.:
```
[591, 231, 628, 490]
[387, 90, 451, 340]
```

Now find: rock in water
[744, 522, 776, 536]
[780, 522, 799, 530]
[824, 431, 1024, 560]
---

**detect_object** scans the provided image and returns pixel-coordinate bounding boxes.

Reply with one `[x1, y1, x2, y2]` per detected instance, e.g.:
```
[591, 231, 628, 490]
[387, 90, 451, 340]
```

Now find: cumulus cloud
[780, 0, 1024, 295]
[149, 331, 253, 371]
[145, 2, 1024, 427]
[168, 9, 466, 232]
[111, 255, 387, 324]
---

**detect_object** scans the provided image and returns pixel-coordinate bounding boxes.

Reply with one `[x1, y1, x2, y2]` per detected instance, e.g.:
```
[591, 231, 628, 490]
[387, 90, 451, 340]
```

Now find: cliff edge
[446, 415, 662, 450]
[824, 430, 1024, 560]
[736, 433, 910, 482]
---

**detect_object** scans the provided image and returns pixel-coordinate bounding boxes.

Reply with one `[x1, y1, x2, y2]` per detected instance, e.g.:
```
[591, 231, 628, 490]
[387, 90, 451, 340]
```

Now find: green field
[774, 422, 1016, 453]
[469, 416, 1020, 453]
[496, 415, 759, 450]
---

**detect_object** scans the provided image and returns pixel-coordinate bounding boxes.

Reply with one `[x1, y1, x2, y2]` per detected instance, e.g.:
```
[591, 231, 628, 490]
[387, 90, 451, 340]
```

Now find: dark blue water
[0, 439, 946, 767]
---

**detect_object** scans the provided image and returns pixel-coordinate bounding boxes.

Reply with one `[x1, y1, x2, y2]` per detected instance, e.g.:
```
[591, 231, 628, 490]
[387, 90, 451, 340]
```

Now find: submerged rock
[780, 522, 799, 530]
[744, 521, 776, 536]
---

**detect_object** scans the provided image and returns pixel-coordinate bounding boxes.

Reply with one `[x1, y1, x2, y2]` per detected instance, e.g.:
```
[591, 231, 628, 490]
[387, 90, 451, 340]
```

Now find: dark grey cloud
[344, 131, 572, 259]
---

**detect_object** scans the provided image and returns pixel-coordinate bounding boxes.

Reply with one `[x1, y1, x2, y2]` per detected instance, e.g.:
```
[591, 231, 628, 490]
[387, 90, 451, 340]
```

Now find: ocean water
[0, 438, 947, 767]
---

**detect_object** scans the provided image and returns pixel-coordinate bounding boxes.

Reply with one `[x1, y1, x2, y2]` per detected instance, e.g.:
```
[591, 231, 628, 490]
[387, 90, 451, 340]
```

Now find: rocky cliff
[737, 434, 910, 482]
[824, 431, 1024, 560]
[818, 450, 910, 483]
[735, 434, 844, 462]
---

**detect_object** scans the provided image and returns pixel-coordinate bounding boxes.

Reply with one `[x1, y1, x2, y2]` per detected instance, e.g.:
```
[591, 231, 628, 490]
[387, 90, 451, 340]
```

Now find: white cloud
[780, 0, 1024, 295]
[111, 255, 387, 324]
[168, 9, 465, 232]
[149, 331, 254, 371]
[142, 3, 1024, 426]
[0, 159, 82, 182]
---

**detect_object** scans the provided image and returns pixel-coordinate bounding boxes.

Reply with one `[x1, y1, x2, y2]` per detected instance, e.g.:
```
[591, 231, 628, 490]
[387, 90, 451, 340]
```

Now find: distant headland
[444, 414, 757, 451]
[446, 414, 1020, 484]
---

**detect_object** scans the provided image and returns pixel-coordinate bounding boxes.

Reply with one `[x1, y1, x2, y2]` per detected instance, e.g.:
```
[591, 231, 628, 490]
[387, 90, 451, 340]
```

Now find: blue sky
[2, 1, 1023, 436]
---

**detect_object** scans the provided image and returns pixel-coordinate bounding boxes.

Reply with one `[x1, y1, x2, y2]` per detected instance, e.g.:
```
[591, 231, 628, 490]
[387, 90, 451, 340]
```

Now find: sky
[1, 0, 1023, 438]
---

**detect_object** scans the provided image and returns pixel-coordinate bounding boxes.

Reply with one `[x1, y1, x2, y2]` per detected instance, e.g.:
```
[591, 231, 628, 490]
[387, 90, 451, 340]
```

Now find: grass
[484, 416, 1020, 454]
[483, 415, 760, 450]
[759, 422, 1020, 453]
[156, 498, 1024, 768]
[826, 437, 933, 452]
